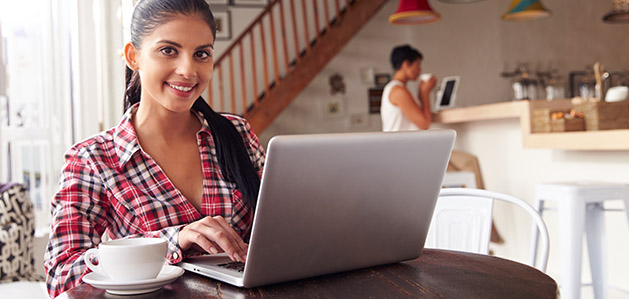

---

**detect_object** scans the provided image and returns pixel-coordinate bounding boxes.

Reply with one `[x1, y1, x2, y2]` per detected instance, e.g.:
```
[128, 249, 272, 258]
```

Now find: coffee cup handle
[84, 248, 104, 275]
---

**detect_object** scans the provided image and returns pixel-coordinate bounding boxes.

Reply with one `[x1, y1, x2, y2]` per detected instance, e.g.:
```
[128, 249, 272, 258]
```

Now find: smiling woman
[43, 0, 266, 297]
[123, 15, 215, 113]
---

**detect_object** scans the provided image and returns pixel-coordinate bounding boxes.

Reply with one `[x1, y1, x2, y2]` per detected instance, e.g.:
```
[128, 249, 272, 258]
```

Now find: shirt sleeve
[44, 147, 110, 298]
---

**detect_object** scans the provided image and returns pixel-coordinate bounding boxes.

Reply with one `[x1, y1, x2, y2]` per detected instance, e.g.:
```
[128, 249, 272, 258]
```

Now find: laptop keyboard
[217, 261, 245, 273]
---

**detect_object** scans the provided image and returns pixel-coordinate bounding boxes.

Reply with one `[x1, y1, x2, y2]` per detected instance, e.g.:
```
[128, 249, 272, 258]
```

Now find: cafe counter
[432, 99, 629, 150]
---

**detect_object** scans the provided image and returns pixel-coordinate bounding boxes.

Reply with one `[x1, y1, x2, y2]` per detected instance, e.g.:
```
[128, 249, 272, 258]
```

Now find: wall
[260, 0, 629, 145]
[213, 7, 264, 58]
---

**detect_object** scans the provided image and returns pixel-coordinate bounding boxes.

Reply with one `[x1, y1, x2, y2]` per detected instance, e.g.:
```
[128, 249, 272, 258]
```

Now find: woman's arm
[390, 86, 431, 130]
[418, 76, 437, 126]
[44, 149, 110, 298]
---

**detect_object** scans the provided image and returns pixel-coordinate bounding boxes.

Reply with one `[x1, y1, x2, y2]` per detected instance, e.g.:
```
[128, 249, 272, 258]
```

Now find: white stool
[529, 182, 629, 299]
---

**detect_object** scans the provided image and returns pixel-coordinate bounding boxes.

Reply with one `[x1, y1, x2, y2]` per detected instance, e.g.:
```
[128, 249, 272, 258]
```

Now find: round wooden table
[59, 249, 558, 298]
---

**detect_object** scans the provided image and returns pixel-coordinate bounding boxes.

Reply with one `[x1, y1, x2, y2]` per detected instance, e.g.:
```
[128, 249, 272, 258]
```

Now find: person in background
[381, 44, 437, 131]
[44, 0, 265, 297]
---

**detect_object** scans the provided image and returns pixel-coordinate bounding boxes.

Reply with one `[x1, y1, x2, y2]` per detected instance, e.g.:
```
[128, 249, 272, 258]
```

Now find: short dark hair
[390, 45, 423, 71]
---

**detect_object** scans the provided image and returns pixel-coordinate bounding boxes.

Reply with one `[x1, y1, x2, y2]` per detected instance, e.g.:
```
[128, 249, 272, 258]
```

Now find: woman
[43, 0, 264, 297]
[380, 44, 437, 131]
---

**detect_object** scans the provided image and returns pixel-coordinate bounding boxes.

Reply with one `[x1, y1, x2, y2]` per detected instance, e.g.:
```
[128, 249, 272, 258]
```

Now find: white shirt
[380, 80, 420, 132]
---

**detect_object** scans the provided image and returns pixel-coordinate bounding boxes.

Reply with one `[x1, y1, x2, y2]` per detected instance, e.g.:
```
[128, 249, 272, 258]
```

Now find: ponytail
[192, 98, 261, 210]
[124, 66, 142, 111]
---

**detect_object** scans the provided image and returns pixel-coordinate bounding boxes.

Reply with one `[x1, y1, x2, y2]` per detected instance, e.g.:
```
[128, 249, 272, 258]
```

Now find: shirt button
[173, 252, 179, 260]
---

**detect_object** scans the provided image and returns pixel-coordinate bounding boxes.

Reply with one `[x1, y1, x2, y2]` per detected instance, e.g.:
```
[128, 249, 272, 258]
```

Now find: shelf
[433, 100, 629, 150]
[523, 130, 629, 150]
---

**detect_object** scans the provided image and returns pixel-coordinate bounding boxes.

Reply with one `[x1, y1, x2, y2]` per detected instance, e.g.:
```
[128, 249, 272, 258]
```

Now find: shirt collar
[113, 103, 213, 168]
[113, 104, 142, 168]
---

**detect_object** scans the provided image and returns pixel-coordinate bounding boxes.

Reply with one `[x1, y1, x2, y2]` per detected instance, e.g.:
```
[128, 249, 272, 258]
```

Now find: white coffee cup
[84, 238, 167, 281]
[605, 86, 628, 102]
[420, 73, 434, 82]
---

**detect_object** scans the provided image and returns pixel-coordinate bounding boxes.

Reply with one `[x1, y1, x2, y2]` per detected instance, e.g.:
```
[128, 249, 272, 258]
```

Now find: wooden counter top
[433, 100, 629, 150]
[432, 101, 525, 124]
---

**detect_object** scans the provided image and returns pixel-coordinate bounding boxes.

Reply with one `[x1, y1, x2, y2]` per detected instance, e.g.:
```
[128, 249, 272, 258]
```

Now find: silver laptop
[179, 130, 456, 288]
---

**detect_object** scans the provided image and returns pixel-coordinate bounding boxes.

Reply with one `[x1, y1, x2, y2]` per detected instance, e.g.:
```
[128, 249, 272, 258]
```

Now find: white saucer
[82, 265, 184, 295]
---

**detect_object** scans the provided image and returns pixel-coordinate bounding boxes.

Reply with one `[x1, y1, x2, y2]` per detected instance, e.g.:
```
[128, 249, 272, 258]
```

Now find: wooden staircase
[208, 0, 390, 133]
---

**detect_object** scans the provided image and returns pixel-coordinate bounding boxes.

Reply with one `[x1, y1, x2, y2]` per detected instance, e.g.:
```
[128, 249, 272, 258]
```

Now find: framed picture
[206, 0, 229, 5]
[322, 96, 345, 119]
[233, 0, 269, 6]
[368, 87, 383, 114]
[213, 11, 232, 40]
[359, 67, 375, 85]
[374, 73, 391, 87]
[349, 113, 368, 128]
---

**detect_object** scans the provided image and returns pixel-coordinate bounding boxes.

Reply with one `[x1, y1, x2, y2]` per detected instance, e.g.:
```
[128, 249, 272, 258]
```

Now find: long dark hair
[123, 0, 260, 211]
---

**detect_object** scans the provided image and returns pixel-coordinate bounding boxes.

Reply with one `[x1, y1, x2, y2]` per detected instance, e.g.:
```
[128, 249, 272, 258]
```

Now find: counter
[433, 100, 629, 150]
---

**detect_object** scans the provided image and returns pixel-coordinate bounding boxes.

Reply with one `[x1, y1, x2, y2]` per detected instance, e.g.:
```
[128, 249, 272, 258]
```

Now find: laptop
[433, 76, 460, 112]
[179, 130, 456, 288]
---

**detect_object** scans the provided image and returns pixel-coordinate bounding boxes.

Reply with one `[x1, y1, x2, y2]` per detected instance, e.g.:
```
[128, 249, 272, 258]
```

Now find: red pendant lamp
[603, 0, 629, 23]
[389, 0, 441, 25]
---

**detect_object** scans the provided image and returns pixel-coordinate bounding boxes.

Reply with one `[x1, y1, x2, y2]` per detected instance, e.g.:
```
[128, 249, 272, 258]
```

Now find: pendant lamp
[389, 0, 441, 25]
[439, 0, 486, 3]
[502, 0, 551, 21]
[603, 0, 629, 23]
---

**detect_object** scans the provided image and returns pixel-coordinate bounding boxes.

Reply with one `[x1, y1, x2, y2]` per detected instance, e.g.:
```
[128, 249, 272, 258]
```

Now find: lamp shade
[603, 0, 629, 23]
[389, 0, 441, 25]
[502, 0, 551, 21]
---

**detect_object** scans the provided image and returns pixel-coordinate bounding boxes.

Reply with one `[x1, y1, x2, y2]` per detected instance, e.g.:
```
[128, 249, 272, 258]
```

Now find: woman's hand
[178, 216, 248, 262]
[419, 76, 437, 94]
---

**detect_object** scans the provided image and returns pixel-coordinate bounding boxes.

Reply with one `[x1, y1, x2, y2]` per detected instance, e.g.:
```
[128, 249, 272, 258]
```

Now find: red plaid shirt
[44, 105, 265, 298]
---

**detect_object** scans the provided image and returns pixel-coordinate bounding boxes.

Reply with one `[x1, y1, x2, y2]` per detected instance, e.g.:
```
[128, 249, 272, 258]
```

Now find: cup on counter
[605, 86, 628, 102]
[84, 238, 168, 281]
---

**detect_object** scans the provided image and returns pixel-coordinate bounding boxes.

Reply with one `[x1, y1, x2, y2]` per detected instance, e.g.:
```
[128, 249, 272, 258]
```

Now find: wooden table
[59, 249, 558, 298]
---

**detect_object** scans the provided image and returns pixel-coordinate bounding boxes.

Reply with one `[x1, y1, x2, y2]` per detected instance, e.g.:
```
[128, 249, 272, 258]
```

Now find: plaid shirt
[44, 105, 265, 298]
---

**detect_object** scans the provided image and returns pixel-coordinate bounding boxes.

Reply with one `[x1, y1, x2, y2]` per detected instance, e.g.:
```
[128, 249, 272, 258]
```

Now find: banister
[213, 0, 281, 67]
[206, 0, 377, 130]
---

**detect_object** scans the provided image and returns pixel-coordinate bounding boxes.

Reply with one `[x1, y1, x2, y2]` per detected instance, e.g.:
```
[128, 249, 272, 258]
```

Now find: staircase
[208, 0, 390, 133]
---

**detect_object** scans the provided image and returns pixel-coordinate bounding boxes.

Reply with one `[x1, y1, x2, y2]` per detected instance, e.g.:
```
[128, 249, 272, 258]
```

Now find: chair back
[426, 188, 549, 272]
[427, 171, 491, 253]
[425, 194, 493, 254]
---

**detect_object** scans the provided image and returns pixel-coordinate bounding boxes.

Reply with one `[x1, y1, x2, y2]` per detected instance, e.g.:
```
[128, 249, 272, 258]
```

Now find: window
[0, 1, 76, 234]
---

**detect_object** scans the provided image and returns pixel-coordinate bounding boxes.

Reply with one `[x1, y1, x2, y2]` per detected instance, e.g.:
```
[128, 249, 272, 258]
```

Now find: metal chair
[426, 188, 549, 272]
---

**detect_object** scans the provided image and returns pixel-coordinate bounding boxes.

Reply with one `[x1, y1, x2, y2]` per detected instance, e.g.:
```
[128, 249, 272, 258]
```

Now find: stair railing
[208, 0, 354, 116]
